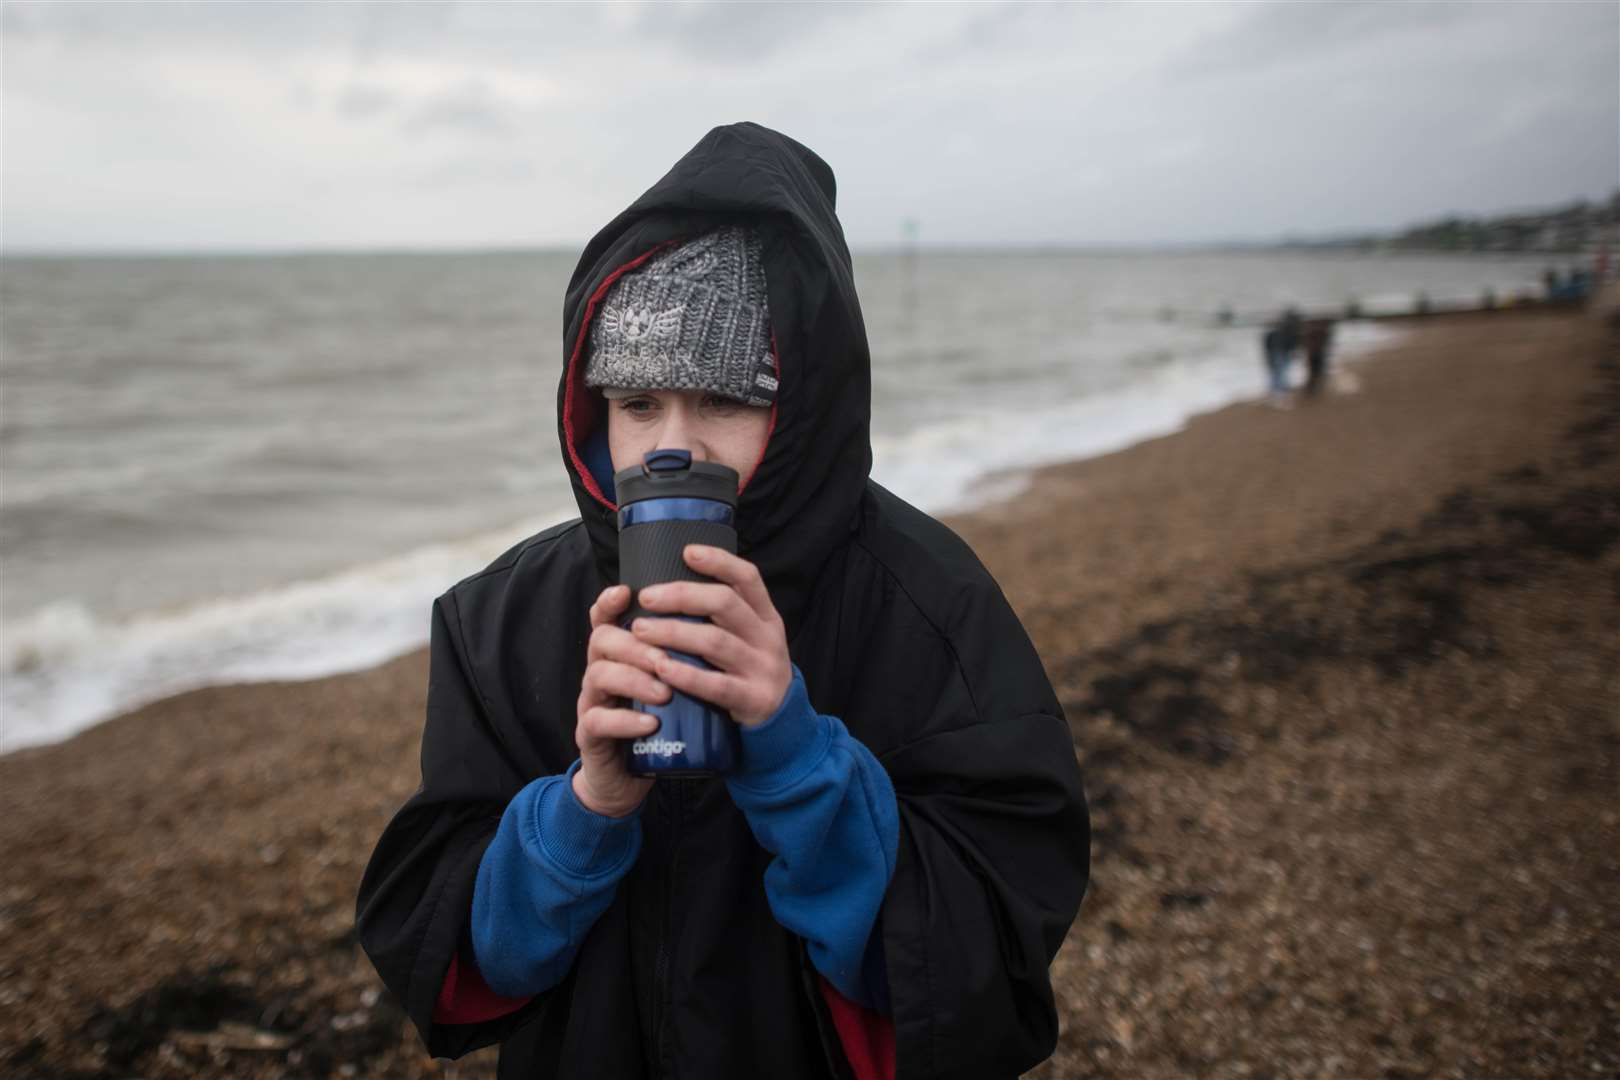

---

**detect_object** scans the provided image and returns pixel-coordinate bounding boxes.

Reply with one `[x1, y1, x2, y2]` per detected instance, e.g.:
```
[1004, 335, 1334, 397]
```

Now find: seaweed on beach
[1069, 464, 1618, 728]
[1060, 321, 1620, 860]
[62, 960, 408, 1079]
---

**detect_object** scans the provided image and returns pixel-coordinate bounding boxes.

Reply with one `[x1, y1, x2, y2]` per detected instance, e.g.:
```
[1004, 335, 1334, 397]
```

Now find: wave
[0, 507, 576, 754]
[873, 320, 1405, 514]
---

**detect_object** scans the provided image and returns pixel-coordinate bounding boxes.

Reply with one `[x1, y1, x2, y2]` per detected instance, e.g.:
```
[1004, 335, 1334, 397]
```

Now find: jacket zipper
[653, 778, 685, 1077]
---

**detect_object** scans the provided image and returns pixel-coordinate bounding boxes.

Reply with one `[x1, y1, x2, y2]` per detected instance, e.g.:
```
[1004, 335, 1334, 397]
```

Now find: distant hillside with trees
[1278, 191, 1619, 254]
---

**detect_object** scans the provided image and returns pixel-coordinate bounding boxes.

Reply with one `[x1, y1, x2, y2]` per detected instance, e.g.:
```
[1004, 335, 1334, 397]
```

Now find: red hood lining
[563, 240, 781, 513]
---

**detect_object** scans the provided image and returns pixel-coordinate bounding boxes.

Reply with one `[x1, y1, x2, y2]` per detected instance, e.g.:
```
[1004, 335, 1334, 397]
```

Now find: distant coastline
[1262, 189, 1620, 256]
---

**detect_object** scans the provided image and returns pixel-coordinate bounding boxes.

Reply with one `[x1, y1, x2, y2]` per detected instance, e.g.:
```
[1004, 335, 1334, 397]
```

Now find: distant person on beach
[1302, 319, 1335, 396]
[356, 123, 1088, 1079]
[1279, 305, 1303, 347]
[1263, 307, 1302, 399]
[1567, 265, 1592, 300]
[1263, 324, 1288, 396]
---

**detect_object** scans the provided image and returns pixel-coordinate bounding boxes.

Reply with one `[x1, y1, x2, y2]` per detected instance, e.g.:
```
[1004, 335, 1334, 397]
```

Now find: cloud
[607, 0, 883, 64]
[1172, 1, 1482, 80]
[405, 152, 539, 190]
[0, 0, 339, 53]
[404, 80, 511, 135]
[336, 83, 400, 121]
[348, 1, 456, 66]
[907, 1, 1082, 65]
[0, 3, 37, 39]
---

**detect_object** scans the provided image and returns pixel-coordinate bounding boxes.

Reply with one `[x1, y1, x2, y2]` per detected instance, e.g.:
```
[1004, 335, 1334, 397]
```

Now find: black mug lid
[614, 450, 740, 507]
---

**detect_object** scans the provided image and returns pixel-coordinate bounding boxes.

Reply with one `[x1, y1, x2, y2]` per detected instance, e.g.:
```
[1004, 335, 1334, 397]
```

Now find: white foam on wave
[876, 320, 1405, 515]
[0, 506, 577, 754]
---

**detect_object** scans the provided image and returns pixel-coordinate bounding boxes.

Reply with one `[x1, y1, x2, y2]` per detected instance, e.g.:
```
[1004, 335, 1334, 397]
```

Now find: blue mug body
[616, 470, 742, 777]
[624, 635, 739, 776]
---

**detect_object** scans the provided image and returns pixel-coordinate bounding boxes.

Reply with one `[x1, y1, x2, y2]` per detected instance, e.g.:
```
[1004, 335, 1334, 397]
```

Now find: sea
[0, 248, 1560, 753]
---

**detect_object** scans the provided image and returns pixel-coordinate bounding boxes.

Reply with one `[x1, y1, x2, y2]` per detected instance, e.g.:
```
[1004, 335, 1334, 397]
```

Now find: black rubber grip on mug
[620, 520, 737, 623]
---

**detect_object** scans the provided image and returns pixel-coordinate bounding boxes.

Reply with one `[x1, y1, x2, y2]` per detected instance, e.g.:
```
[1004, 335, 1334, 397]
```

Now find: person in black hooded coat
[356, 122, 1088, 1080]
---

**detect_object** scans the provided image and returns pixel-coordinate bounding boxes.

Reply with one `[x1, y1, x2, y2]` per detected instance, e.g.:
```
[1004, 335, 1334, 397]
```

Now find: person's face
[605, 388, 771, 488]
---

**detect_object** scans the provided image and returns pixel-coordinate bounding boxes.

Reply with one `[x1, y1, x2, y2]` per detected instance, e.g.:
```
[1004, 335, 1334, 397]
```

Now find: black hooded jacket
[356, 122, 1089, 1080]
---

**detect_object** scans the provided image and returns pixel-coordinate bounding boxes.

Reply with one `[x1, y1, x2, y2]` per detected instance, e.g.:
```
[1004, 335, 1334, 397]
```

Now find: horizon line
[1, 239, 1585, 260]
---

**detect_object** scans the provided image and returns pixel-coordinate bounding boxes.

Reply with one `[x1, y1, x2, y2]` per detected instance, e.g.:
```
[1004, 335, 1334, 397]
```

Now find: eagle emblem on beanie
[585, 226, 778, 407]
[600, 303, 684, 345]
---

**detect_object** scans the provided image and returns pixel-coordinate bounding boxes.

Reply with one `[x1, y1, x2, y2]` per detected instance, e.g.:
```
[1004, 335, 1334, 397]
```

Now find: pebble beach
[2, 305, 1616, 1078]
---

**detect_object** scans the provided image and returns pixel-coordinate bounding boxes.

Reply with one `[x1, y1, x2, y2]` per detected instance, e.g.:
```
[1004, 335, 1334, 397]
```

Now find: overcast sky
[2, 1, 1615, 252]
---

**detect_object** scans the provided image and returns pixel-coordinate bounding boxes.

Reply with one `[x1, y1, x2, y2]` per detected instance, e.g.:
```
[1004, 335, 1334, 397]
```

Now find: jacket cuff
[733, 666, 831, 793]
[530, 760, 642, 878]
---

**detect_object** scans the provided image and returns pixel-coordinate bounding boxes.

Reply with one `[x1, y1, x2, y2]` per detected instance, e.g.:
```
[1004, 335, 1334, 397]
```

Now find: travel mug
[615, 449, 742, 777]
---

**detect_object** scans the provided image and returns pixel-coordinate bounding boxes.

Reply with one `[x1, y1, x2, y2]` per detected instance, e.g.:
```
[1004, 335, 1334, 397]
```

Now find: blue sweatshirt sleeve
[725, 666, 900, 1011]
[468, 759, 642, 998]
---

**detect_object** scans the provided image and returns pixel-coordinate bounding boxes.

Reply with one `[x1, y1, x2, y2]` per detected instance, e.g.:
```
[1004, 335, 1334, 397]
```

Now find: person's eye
[618, 396, 658, 417]
[701, 394, 739, 413]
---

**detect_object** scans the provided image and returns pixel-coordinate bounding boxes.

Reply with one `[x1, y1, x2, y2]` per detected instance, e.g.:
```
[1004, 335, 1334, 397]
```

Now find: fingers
[589, 584, 631, 630]
[610, 551, 788, 728]
[580, 659, 671, 709]
[589, 620, 667, 670]
[645, 654, 788, 729]
[575, 704, 660, 747]
[630, 616, 748, 672]
[638, 579, 757, 634]
[650, 657, 751, 717]
[635, 550, 782, 639]
[573, 707, 657, 817]
[680, 546, 777, 622]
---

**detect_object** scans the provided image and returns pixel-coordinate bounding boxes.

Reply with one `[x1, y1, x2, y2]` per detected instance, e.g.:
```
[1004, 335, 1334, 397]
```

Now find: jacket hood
[558, 122, 873, 629]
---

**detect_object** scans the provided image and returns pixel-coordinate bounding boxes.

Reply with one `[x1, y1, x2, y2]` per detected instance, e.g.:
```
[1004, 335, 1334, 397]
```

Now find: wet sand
[2, 307, 1616, 1078]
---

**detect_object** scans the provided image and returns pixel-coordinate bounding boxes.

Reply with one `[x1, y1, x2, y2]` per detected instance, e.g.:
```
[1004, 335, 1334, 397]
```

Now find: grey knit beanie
[584, 225, 779, 407]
